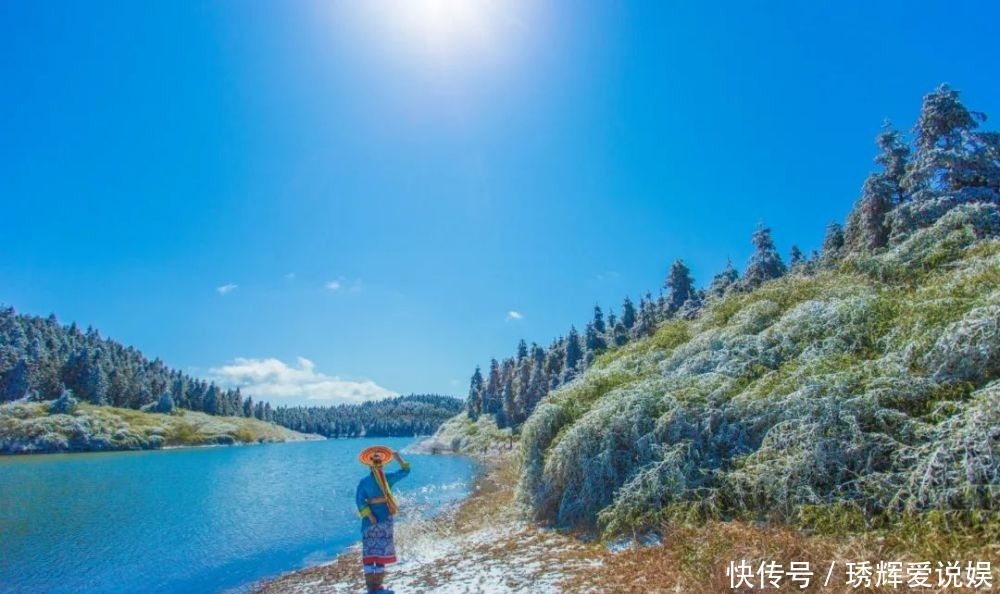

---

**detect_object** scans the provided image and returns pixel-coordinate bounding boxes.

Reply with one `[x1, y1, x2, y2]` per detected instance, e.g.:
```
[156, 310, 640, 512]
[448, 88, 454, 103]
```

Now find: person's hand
[369, 515, 377, 526]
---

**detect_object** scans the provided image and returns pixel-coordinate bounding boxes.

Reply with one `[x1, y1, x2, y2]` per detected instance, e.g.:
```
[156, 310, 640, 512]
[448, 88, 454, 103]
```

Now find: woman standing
[355, 446, 410, 594]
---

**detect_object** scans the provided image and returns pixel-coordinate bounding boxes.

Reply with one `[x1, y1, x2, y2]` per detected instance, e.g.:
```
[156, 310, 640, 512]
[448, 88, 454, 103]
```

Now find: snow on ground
[251, 455, 602, 594]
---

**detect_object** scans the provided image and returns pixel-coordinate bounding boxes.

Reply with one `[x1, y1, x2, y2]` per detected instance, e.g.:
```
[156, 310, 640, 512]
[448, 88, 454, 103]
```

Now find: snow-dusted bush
[49, 389, 78, 414]
[894, 382, 1000, 512]
[923, 303, 1000, 384]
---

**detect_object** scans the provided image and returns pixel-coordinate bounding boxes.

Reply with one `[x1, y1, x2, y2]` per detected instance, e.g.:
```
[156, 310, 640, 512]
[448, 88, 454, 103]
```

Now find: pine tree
[524, 347, 549, 416]
[612, 322, 629, 346]
[516, 339, 528, 361]
[584, 321, 607, 353]
[243, 395, 254, 418]
[902, 84, 997, 199]
[1, 357, 31, 401]
[545, 340, 564, 390]
[741, 225, 786, 290]
[498, 359, 516, 428]
[708, 260, 739, 298]
[203, 385, 220, 415]
[512, 355, 533, 425]
[563, 326, 583, 382]
[820, 222, 845, 265]
[621, 297, 637, 330]
[466, 366, 484, 419]
[483, 358, 502, 415]
[845, 122, 911, 252]
[633, 294, 657, 337]
[874, 121, 911, 203]
[845, 173, 894, 251]
[788, 246, 805, 271]
[592, 305, 606, 334]
[664, 259, 695, 313]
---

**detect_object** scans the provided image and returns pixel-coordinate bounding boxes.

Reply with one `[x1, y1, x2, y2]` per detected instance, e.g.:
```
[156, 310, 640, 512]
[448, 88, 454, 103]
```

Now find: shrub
[50, 389, 78, 415]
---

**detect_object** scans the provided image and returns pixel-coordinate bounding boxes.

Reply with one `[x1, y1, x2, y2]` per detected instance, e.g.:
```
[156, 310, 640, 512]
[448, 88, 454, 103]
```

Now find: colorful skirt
[361, 516, 397, 565]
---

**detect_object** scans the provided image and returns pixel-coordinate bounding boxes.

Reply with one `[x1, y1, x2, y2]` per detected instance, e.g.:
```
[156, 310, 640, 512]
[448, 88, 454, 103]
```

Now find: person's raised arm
[386, 450, 411, 486]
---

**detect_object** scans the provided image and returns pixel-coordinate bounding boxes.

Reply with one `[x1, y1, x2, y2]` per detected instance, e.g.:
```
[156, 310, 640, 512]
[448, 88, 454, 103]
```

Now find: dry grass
[563, 521, 1000, 593]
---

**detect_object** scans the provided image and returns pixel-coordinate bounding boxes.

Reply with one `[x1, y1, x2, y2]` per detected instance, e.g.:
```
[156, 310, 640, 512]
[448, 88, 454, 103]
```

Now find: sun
[368, 0, 518, 62]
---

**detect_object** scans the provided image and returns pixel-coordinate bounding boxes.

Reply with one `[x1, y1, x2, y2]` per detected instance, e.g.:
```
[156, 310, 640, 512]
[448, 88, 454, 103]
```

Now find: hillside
[0, 307, 257, 416]
[0, 399, 319, 454]
[519, 205, 999, 534]
[512, 85, 1000, 536]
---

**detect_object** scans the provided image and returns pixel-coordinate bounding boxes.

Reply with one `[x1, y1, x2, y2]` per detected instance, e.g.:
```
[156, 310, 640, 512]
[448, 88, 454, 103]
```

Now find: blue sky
[2, 1, 998, 405]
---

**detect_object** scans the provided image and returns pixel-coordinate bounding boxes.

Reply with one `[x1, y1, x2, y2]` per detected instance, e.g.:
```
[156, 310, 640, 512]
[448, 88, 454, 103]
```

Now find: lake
[0, 437, 476, 594]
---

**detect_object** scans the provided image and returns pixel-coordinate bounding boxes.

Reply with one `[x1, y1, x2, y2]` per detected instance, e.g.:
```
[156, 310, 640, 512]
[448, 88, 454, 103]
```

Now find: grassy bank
[0, 400, 319, 454]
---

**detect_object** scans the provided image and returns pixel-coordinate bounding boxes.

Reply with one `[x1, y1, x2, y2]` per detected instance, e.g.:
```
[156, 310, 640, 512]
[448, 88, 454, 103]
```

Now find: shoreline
[249, 446, 603, 594]
[0, 429, 325, 457]
[246, 441, 1000, 594]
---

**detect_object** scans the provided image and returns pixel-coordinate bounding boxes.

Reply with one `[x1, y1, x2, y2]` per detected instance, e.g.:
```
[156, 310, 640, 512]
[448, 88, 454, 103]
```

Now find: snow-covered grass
[0, 401, 317, 454]
[419, 413, 515, 456]
[519, 203, 1000, 536]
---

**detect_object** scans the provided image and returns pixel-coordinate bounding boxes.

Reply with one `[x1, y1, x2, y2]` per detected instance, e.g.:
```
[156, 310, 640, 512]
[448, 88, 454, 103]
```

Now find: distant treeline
[0, 308, 254, 415]
[271, 394, 463, 438]
[0, 309, 461, 437]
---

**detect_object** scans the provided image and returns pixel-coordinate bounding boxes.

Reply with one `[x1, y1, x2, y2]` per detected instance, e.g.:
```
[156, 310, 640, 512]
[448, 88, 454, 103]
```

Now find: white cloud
[325, 277, 363, 293]
[216, 283, 238, 295]
[211, 357, 396, 405]
[506, 310, 524, 321]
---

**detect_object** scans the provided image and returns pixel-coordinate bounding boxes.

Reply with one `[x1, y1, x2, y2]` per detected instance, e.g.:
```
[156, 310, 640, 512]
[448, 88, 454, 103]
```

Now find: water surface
[0, 437, 475, 594]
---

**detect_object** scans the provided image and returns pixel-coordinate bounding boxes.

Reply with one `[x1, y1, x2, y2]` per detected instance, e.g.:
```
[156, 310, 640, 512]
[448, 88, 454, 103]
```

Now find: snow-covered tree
[845, 123, 911, 251]
[664, 259, 695, 314]
[741, 225, 786, 290]
[820, 221, 845, 265]
[620, 297, 637, 330]
[1, 357, 31, 402]
[466, 366, 484, 419]
[155, 391, 174, 414]
[902, 84, 997, 199]
[708, 260, 739, 298]
[50, 387, 77, 414]
[563, 326, 583, 381]
[788, 245, 805, 271]
[483, 359, 502, 415]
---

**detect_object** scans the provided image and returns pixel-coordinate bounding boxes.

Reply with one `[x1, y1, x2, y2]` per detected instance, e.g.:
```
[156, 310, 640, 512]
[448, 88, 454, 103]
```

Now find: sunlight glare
[369, 0, 523, 64]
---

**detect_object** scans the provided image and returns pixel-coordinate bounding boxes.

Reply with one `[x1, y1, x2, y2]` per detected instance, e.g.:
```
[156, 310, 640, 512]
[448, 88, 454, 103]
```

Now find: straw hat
[358, 445, 394, 467]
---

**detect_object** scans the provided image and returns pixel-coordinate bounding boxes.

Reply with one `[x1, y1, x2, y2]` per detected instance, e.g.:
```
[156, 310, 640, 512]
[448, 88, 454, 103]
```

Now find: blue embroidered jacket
[355, 461, 410, 530]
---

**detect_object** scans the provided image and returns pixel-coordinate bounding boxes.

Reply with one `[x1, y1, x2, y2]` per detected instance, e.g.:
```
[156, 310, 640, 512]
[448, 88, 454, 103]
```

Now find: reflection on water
[0, 437, 475, 594]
